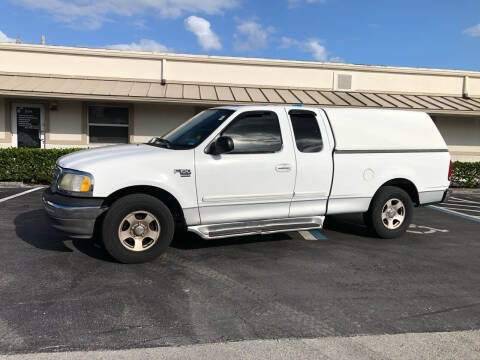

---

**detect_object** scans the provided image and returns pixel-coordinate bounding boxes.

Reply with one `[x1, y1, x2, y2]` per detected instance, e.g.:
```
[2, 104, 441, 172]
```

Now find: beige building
[0, 43, 479, 162]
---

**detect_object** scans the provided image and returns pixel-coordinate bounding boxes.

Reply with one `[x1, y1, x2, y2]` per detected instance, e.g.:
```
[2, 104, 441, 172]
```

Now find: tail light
[448, 160, 452, 181]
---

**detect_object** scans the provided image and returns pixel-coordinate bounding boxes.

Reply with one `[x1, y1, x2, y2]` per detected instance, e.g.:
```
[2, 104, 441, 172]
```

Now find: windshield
[147, 109, 235, 150]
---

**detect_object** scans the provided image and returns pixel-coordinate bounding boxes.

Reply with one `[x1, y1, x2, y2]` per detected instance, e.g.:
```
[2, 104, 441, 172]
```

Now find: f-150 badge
[174, 169, 191, 177]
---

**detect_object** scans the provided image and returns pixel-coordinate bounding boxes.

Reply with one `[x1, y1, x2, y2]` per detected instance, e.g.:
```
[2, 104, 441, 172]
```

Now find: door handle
[275, 164, 292, 172]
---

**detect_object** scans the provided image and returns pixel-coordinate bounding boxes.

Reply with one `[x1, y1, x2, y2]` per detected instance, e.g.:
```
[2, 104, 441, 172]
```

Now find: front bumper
[42, 188, 106, 238]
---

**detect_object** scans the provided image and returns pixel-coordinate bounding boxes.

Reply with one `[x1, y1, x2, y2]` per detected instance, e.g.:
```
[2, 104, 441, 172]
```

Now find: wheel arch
[373, 178, 420, 207]
[102, 185, 186, 225]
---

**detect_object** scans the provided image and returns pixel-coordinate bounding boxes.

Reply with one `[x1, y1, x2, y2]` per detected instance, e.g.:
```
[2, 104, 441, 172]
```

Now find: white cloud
[329, 56, 345, 63]
[280, 36, 343, 62]
[11, 0, 239, 30]
[185, 16, 221, 51]
[0, 30, 15, 43]
[463, 24, 480, 37]
[306, 39, 327, 61]
[234, 21, 274, 52]
[288, 0, 326, 8]
[107, 39, 170, 52]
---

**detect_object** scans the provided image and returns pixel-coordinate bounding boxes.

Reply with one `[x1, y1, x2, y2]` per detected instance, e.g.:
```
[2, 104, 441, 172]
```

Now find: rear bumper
[419, 189, 452, 206]
[441, 189, 453, 203]
[42, 188, 106, 238]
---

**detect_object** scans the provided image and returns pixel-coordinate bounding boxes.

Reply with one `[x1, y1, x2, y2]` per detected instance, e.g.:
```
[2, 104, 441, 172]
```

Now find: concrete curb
[0, 182, 48, 188]
[452, 188, 480, 195]
[0, 182, 31, 188]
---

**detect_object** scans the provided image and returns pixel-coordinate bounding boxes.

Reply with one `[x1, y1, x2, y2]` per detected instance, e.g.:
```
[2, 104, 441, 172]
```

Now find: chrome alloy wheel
[117, 211, 161, 252]
[381, 198, 406, 230]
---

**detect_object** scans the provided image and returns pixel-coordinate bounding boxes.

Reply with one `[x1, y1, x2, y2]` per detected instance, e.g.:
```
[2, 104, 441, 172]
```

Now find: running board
[188, 216, 324, 239]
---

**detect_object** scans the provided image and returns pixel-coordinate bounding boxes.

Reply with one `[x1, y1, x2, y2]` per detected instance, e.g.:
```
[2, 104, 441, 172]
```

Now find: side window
[289, 111, 323, 153]
[222, 111, 282, 153]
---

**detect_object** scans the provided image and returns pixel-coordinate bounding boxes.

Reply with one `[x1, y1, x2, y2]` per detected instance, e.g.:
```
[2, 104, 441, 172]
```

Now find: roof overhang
[1, 72, 480, 115]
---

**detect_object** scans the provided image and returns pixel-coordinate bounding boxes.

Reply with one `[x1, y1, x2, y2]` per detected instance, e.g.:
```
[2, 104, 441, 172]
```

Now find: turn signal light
[80, 177, 91, 192]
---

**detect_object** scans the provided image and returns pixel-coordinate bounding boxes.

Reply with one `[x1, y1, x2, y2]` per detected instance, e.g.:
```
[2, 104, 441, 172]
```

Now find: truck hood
[57, 144, 196, 198]
[57, 144, 161, 171]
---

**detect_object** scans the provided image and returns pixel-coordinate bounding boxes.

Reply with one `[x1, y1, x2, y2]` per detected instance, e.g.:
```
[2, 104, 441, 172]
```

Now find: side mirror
[212, 136, 234, 155]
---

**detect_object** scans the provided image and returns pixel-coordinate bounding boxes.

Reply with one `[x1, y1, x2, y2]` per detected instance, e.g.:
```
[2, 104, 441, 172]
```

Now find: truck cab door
[287, 109, 334, 217]
[194, 109, 296, 224]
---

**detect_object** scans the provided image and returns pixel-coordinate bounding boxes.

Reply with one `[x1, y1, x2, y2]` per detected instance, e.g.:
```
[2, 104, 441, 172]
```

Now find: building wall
[47, 101, 83, 144]
[0, 97, 6, 141]
[132, 103, 197, 144]
[433, 115, 480, 162]
[1, 44, 480, 97]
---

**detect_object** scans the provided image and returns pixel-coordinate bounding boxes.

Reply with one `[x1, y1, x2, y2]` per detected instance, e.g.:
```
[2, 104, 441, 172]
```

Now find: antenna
[41, 35, 45, 45]
[15, 35, 21, 44]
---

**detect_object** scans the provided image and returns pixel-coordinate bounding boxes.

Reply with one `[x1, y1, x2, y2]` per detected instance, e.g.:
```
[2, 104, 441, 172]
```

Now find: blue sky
[0, 0, 479, 70]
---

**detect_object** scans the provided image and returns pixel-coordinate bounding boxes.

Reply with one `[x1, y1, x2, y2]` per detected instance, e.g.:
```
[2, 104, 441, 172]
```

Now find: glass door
[11, 104, 45, 148]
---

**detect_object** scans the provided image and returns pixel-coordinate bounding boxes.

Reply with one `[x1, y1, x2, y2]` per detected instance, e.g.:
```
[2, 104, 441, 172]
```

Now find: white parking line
[449, 196, 480, 204]
[438, 202, 480, 209]
[0, 187, 43, 203]
[441, 207, 480, 213]
[429, 205, 480, 223]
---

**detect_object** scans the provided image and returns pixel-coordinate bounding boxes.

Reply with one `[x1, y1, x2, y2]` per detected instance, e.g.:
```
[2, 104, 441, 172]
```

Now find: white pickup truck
[43, 106, 452, 263]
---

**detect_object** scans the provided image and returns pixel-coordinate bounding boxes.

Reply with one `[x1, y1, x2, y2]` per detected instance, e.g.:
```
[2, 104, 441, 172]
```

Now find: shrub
[0, 148, 82, 184]
[450, 161, 480, 188]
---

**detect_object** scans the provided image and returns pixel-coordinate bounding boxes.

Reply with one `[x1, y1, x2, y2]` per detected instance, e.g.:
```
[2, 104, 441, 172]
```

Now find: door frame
[11, 103, 46, 148]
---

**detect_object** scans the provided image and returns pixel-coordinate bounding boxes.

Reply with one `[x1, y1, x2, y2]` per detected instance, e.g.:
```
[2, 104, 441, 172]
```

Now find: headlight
[57, 169, 94, 196]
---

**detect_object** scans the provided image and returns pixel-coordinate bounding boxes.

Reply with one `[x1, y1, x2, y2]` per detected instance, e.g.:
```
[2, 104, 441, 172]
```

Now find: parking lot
[1, 187, 480, 357]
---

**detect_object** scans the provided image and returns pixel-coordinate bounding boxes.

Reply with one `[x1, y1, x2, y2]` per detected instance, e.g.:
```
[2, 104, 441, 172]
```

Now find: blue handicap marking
[309, 229, 328, 240]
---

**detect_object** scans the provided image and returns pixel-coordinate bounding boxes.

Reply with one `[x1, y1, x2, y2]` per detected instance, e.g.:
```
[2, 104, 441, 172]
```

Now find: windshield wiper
[148, 137, 172, 149]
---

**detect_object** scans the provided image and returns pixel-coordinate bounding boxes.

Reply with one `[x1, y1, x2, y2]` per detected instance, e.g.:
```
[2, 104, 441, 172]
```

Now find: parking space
[1, 189, 480, 355]
[430, 194, 480, 222]
[0, 187, 41, 201]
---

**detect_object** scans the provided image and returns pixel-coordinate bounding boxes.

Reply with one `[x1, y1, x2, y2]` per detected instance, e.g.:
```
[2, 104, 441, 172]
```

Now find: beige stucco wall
[132, 103, 197, 144]
[353, 72, 463, 95]
[0, 97, 5, 140]
[168, 60, 334, 89]
[47, 101, 83, 142]
[0, 49, 162, 80]
[433, 115, 480, 162]
[1, 44, 480, 98]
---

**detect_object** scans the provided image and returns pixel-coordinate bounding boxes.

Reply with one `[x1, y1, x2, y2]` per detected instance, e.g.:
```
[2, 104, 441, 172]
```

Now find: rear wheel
[364, 186, 413, 238]
[102, 194, 174, 263]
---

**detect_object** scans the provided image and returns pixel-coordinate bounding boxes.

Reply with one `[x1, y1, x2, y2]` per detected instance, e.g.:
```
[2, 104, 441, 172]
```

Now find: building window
[88, 106, 129, 144]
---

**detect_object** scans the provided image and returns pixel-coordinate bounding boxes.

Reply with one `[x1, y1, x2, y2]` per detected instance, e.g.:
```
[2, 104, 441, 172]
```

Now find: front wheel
[363, 186, 413, 239]
[102, 194, 175, 263]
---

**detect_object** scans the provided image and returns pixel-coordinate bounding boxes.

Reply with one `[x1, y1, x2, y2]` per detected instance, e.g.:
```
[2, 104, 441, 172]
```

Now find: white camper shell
[43, 106, 451, 263]
[324, 108, 450, 214]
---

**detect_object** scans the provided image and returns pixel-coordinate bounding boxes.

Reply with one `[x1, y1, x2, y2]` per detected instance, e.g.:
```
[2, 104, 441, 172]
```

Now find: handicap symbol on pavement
[407, 224, 449, 234]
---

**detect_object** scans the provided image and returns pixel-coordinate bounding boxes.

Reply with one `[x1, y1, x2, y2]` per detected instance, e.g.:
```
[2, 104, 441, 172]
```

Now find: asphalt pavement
[0, 189, 479, 358]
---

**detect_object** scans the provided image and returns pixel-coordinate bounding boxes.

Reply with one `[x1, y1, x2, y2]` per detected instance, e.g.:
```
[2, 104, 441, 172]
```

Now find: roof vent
[337, 74, 352, 90]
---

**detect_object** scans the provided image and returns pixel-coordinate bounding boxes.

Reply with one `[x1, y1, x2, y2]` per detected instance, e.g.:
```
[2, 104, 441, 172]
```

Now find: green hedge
[0, 148, 82, 184]
[450, 161, 480, 188]
[0, 148, 479, 187]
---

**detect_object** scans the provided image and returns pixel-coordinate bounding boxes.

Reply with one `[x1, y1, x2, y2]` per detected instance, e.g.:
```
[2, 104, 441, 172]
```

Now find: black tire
[364, 186, 413, 239]
[102, 194, 175, 263]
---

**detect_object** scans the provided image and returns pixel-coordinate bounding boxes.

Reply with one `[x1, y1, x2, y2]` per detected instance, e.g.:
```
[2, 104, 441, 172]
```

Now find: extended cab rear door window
[221, 111, 282, 153]
[289, 110, 323, 153]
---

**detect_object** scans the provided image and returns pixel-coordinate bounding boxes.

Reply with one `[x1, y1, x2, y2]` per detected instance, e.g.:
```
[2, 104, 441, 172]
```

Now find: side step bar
[188, 216, 324, 239]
